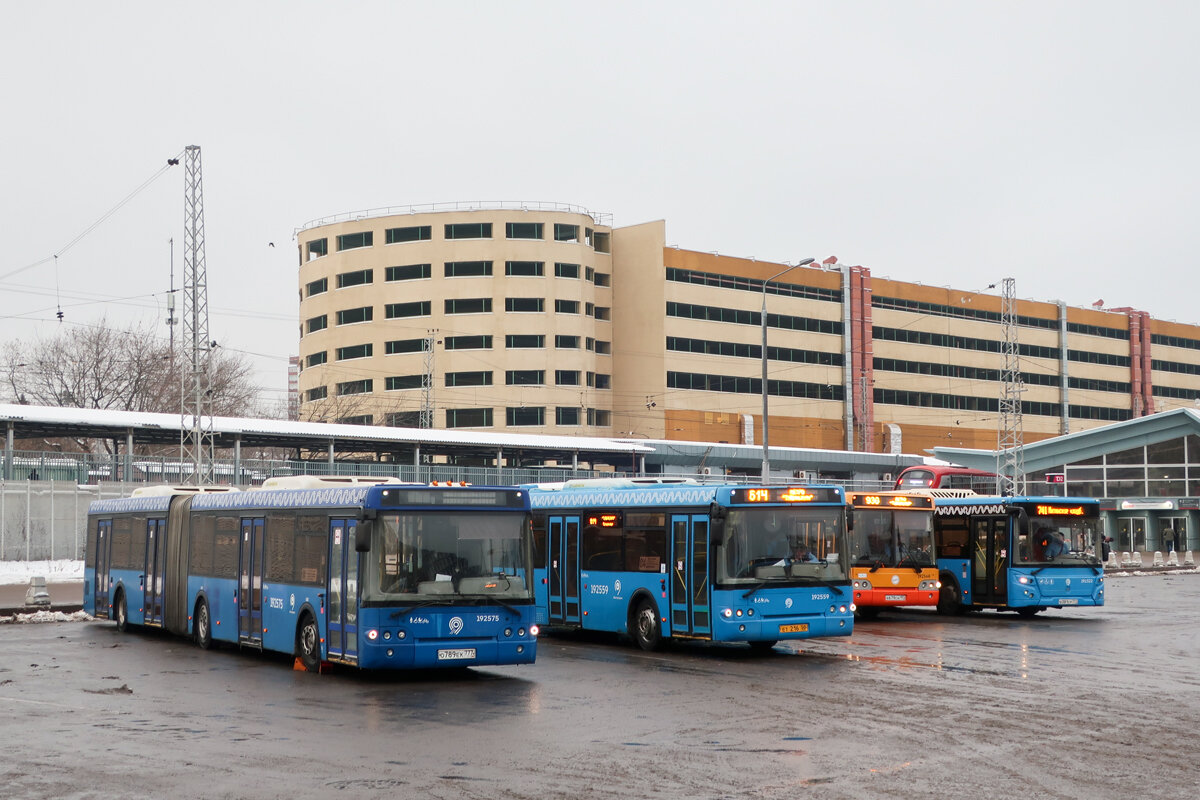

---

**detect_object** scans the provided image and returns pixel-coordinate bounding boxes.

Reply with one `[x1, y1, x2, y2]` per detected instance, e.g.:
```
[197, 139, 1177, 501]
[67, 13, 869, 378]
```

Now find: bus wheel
[296, 614, 321, 672]
[937, 580, 962, 615]
[194, 599, 214, 650]
[631, 599, 662, 652]
[1016, 606, 1041, 618]
[114, 592, 129, 633]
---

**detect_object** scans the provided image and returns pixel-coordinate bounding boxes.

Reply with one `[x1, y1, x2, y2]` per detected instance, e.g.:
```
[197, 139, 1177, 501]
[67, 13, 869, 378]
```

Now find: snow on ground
[0, 559, 84, 585]
[0, 609, 91, 625]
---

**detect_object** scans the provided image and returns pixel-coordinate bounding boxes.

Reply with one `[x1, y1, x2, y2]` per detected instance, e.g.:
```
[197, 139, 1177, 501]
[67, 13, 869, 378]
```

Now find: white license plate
[1058, 598, 1079, 605]
[437, 648, 477, 661]
[885, 595, 906, 602]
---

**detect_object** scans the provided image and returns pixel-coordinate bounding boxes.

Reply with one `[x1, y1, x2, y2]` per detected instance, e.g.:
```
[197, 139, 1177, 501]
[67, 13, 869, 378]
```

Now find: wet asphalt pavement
[1, 572, 1197, 800]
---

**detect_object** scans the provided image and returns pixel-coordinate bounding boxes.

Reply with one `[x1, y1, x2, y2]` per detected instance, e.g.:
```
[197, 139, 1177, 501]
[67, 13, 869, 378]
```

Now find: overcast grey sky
[3, 1, 1198, 407]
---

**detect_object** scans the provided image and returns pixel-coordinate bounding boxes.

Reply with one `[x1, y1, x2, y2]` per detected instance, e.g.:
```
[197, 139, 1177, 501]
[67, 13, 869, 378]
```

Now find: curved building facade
[297, 203, 615, 436]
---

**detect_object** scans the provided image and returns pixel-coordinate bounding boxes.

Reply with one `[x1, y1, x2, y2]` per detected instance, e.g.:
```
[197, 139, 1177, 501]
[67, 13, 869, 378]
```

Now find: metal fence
[0, 481, 135, 561]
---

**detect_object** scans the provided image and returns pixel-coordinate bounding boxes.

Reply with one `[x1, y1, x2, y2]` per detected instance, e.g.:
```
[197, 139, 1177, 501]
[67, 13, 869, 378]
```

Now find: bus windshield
[850, 510, 935, 568]
[1015, 516, 1102, 566]
[718, 507, 847, 583]
[363, 512, 534, 601]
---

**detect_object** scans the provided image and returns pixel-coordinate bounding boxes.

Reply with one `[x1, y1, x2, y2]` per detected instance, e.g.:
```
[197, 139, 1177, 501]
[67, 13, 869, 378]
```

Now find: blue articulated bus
[526, 479, 854, 651]
[84, 480, 538, 671]
[932, 495, 1105, 617]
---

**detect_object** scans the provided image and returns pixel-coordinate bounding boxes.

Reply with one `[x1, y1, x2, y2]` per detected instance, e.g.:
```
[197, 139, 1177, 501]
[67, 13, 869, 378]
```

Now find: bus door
[238, 518, 265, 645]
[669, 514, 711, 638]
[327, 518, 360, 662]
[94, 519, 112, 618]
[972, 516, 1009, 605]
[143, 518, 167, 626]
[548, 516, 581, 624]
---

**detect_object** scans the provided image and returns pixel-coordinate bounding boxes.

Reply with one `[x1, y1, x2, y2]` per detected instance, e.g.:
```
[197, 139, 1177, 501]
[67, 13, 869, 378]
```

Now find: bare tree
[2, 318, 260, 452]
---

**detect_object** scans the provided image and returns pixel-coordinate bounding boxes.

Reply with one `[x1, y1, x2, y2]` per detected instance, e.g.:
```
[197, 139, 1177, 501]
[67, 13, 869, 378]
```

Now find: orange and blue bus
[84, 478, 538, 671]
[526, 479, 854, 652]
[932, 495, 1105, 616]
[846, 492, 941, 617]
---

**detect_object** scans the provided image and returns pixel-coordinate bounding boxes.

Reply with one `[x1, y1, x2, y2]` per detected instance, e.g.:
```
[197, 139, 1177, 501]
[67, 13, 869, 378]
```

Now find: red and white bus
[893, 465, 998, 493]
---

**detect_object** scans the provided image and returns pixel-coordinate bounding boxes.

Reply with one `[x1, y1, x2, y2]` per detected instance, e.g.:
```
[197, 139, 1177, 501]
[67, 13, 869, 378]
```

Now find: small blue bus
[84, 479, 538, 671]
[526, 479, 854, 651]
[932, 495, 1105, 617]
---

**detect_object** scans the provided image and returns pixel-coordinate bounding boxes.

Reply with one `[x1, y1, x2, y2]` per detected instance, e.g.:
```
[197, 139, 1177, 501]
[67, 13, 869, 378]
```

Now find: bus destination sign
[733, 487, 841, 505]
[849, 493, 934, 510]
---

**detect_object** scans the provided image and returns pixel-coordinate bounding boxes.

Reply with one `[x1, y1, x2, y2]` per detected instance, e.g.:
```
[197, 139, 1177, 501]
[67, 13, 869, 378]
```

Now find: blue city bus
[84, 479, 538, 671]
[932, 495, 1105, 617]
[526, 479, 854, 651]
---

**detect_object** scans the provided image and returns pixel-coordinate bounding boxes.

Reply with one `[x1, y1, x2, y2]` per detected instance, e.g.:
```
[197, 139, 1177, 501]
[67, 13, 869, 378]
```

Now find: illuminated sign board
[849, 493, 934, 510]
[1035, 504, 1085, 517]
[587, 513, 621, 528]
[732, 487, 841, 505]
[1045, 473, 1065, 484]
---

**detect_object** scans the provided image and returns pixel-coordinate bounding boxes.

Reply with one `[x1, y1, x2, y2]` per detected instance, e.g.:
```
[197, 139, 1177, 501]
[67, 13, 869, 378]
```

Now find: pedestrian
[1101, 536, 1112, 562]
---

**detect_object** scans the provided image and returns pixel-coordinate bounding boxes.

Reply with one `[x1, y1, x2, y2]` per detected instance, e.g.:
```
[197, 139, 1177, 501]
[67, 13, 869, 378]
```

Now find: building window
[336, 231, 373, 251]
[445, 335, 493, 350]
[505, 260, 544, 276]
[445, 298, 492, 314]
[587, 408, 612, 426]
[445, 222, 491, 240]
[595, 373, 611, 389]
[386, 338, 425, 354]
[305, 386, 327, 402]
[386, 375, 422, 391]
[506, 406, 545, 426]
[336, 344, 373, 361]
[506, 334, 544, 348]
[506, 370, 545, 385]
[387, 411, 421, 427]
[505, 297, 544, 313]
[337, 306, 373, 325]
[593, 306, 611, 321]
[593, 272, 611, 287]
[306, 238, 327, 261]
[506, 222, 543, 240]
[337, 269, 373, 288]
[385, 301, 431, 318]
[306, 315, 327, 334]
[555, 335, 580, 349]
[555, 262, 580, 279]
[586, 337, 595, 351]
[446, 408, 493, 428]
[593, 231, 610, 253]
[585, 302, 594, 316]
[385, 225, 431, 244]
[595, 340, 611, 355]
[445, 260, 493, 277]
[555, 299, 579, 314]
[337, 379, 373, 395]
[555, 370, 580, 386]
[556, 407, 580, 426]
[446, 371, 492, 387]
[386, 263, 431, 281]
[554, 223, 579, 243]
[306, 278, 328, 297]
[337, 415, 373, 426]
[584, 229, 593, 247]
[305, 351, 327, 368]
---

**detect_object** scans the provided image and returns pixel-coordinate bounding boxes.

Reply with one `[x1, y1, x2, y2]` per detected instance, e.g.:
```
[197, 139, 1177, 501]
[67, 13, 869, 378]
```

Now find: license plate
[778, 624, 809, 633]
[1059, 598, 1079, 605]
[437, 648, 477, 661]
[885, 595, 906, 602]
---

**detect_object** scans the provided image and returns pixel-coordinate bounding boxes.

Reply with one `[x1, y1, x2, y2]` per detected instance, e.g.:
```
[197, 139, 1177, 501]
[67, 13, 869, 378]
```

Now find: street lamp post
[761, 258, 815, 480]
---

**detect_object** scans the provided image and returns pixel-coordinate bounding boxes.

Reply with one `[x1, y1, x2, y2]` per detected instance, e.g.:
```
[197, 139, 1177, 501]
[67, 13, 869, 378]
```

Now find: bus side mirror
[355, 521, 373, 553]
[709, 517, 725, 545]
[846, 509, 855, 532]
[1013, 507, 1029, 539]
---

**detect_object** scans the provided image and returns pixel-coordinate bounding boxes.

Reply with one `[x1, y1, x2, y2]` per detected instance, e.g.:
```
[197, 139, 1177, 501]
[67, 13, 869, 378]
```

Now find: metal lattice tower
[420, 329, 437, 428]
[997, 277, 1025, 495]
[181, 145, 215, 483]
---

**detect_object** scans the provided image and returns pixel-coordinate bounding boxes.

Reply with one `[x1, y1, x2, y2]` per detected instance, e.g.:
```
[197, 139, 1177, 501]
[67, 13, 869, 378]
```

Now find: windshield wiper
[897, 549, 924, 573]
[389, 600, 442, 620]
[742, 581, 768, 600]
